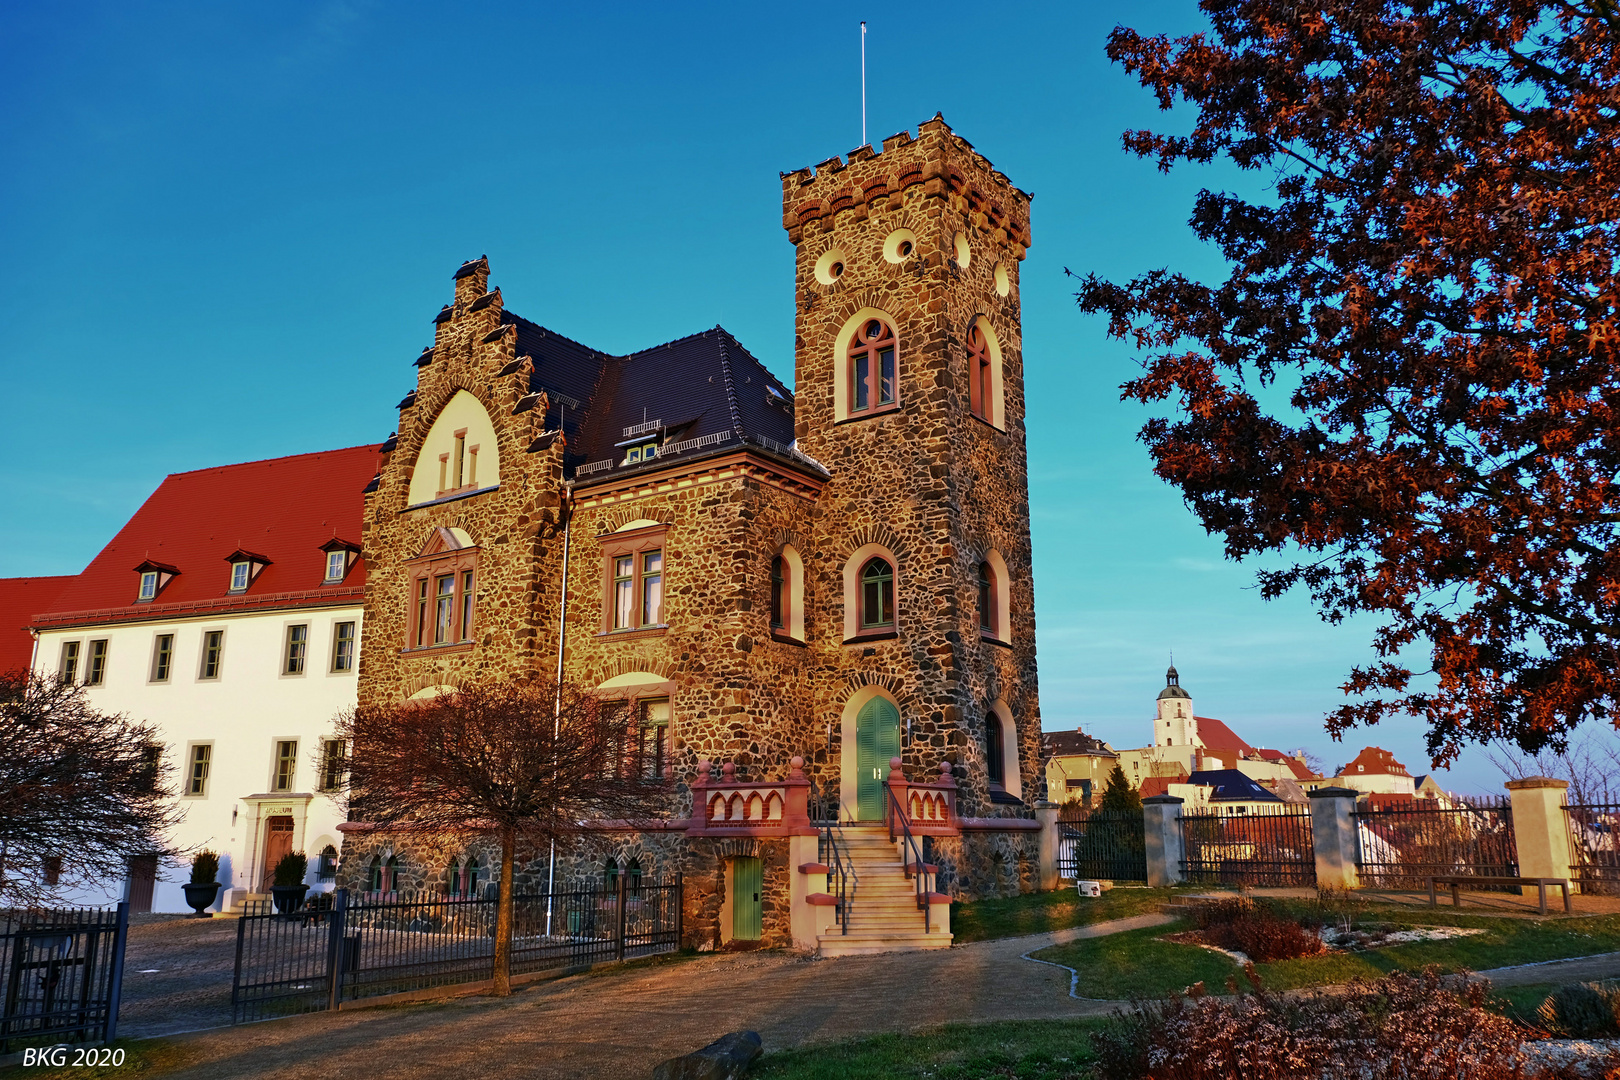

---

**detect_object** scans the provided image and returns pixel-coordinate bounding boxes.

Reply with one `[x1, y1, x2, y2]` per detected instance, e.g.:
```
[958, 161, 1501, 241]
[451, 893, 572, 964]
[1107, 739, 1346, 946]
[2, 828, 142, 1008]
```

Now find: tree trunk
[493, 826, 515, 996]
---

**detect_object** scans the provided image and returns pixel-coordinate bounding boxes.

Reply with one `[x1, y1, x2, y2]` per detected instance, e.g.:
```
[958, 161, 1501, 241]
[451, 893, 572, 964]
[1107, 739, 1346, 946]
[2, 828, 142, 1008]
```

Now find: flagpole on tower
[861, 21, 867, 147]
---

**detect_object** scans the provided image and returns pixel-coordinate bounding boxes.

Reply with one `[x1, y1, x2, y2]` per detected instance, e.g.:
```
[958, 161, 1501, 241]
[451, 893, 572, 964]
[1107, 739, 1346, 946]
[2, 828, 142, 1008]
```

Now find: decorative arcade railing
[684, 757, 819, 838]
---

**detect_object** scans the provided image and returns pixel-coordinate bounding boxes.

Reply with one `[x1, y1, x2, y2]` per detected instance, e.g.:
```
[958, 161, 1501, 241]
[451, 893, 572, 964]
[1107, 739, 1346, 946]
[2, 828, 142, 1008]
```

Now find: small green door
[731, 857, 763, 941]
[855, 697, 902, 821]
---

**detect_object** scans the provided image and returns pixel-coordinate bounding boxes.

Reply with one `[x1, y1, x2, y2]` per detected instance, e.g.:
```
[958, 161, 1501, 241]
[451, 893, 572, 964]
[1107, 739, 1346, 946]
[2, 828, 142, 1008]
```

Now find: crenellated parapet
[780, 114, 1032, 258]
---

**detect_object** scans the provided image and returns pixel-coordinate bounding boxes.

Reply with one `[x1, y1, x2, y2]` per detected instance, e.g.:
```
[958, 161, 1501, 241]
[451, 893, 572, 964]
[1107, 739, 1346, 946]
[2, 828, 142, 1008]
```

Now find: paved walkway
[120, 914, 1174, 1080]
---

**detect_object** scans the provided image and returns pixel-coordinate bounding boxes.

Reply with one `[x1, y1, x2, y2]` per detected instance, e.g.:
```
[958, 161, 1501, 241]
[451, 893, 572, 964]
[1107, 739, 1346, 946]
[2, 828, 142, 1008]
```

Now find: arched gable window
[848, 318, 897, 415]
[978, 550, 1011, 643]
[604, 857, 620, 890]
[986, 712, 1006, 788]
[770, 556, 784, 630]
[770, 546, 806, 641]
[384, 856, 401, 894]
[860, 558, 894, 630]
[367, 856, 382, 893]
[407, 528, 478, 652]
[968, 324, 993, 421]
[446, 858, 460, 897]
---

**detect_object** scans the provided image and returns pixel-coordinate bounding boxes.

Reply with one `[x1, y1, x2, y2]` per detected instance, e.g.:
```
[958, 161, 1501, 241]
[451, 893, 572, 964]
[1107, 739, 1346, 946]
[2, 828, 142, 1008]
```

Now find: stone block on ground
[651, 1031, 763, 1080]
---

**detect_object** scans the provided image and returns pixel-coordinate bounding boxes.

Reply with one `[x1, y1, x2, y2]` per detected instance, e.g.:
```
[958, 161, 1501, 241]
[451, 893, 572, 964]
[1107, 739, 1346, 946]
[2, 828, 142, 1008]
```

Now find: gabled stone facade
[337, 116, 1047, 949]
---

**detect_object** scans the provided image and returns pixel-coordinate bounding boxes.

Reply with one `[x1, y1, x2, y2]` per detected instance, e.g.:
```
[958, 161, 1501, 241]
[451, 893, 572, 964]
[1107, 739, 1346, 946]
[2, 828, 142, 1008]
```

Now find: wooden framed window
[978, 563, 993, 632]
[272, 740, 298, 793]
[85, 639, 109, 686]
[138, 744, 162, 792]
[367, 857, 383, 892]
[230, 561, 251, 592]
[138, 571, 158, 601]
[636, 698, 670, 779]
[986, 712, 1006, 788]
[404, 528, 478, 652]
[860, 558, 894, 630]
[318, 739, 346, 792]
[58, 641, 81, 684]
[325, 551, 347, 582]
[150, 634, 174, 682]
[968, 323, 993, 420]
[848, 318, 897, 415]
[186, 743, 212, 797]
[316, 845, 338, 882]
[599, 523, 669, 635]
[284, 625, 308, 675]
[199, 630, 224, 679]
[331, 621, 356, 672]
[770, 556, 785, 630]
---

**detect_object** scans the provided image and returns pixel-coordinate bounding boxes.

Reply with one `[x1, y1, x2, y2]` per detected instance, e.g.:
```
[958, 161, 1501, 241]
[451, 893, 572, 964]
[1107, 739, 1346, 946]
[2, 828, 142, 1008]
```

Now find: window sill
[989, 788, 1025, 806]
[399, 641, 475, 657]
[597, 625, 669, 642]
[980, 634, 1012, 649]
[770, 632, 807, 647]
[402, 484, 500, 512]
[835, 404, 902, 425]
[969, 413, 1006, 434]
[843, 630, 897, 645]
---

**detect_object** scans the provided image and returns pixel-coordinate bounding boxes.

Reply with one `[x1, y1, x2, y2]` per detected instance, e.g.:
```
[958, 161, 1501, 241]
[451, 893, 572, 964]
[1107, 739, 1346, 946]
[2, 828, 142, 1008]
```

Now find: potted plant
[182, 850, 222, 917]
[269, 851, 309, 914]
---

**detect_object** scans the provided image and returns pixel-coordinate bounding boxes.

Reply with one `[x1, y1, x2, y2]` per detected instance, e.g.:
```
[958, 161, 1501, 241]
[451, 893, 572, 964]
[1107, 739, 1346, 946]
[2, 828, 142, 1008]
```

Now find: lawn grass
[1033, 921, 1242, 999]
[950, 886, 1176, 943]
[1486, 982, 1559, 1027]
[750, 1018, 1110, 1080]
[1031, 910, 1620, 1000]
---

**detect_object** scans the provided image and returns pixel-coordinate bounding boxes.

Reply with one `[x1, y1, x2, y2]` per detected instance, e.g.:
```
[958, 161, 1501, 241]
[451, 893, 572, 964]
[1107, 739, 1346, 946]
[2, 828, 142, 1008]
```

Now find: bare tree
[1485, 724, 1620, 807]
[330, 676, 668, 995]
[0, 670, 184, 908]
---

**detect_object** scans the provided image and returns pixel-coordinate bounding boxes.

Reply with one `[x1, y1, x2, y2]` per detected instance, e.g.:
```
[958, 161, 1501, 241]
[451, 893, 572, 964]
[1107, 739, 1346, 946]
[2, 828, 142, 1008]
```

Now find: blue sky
[0, 1, 1512, 791]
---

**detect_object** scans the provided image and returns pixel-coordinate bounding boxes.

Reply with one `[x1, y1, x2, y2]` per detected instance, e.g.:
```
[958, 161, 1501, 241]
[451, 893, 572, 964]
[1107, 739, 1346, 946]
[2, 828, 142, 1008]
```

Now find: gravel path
[117, 914, 1171, 1080]
[118, 915, 240, 1039]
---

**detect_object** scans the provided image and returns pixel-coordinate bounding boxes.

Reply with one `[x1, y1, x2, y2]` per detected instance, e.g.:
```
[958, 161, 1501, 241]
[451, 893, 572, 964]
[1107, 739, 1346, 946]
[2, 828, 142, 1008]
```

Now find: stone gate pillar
[1506, 777, 1575, 892]
[1142, 795, 1184, 888]
[1034, 801, 1061, 890]
[1308, 786, 1361, 890]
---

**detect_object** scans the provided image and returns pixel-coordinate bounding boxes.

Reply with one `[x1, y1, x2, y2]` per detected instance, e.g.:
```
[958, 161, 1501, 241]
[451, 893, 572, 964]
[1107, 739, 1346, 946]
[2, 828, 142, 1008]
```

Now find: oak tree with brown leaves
[1077, 0, 1620, 763]
[330, 677, 668, 995]
[0, 670, 183, 907]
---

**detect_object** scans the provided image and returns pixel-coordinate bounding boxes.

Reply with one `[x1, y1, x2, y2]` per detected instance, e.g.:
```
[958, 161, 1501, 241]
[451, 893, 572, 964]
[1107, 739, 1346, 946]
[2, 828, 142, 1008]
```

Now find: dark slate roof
[1185, 769, 1283, 803]
[500, 316, 801, 478]
[1041, 729, 1115, 758]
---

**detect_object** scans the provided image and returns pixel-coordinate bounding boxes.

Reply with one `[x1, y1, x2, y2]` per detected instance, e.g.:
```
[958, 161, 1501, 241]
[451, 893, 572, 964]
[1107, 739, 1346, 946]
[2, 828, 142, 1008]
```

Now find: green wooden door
[855, 697, 902, 821]
[731, 857, 762, 941]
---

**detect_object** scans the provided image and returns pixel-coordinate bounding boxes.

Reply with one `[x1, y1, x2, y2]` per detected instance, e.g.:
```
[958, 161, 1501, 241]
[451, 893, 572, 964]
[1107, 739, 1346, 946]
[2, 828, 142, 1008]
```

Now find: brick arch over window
[842, 542, 900, 641]
[581, 657, 678, 686]
[832, 307, 902, 422]
[967, 315, 1006, 430]
[597, 508, 675, 536]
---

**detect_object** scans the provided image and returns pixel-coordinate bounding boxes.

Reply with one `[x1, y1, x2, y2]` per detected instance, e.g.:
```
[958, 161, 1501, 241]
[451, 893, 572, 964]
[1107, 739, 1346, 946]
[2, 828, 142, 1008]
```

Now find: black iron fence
[232, 879, 682, 1023]
[0, 905, 128, 1051]
[1353, 795, 1516, 888]
[1057, 806, 1147, 882]
[1180, 806, 1316, 887]
[1565, 802, 1620, 895]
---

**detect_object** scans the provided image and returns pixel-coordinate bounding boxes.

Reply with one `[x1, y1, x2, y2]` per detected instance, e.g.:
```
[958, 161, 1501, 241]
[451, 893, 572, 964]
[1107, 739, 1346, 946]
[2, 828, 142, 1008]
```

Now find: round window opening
[994, 261, 1010, 297]
[814, 248, 850, 286]
[865, 319, 885, 339]
[882, 228, 919, 265]
[953, 232, 972, 269]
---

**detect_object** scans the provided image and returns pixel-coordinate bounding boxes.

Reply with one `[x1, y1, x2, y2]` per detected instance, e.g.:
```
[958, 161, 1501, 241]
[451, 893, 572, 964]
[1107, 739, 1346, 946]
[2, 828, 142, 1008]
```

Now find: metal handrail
[809, 777, 855, 935]
[885, 782, 932, 934]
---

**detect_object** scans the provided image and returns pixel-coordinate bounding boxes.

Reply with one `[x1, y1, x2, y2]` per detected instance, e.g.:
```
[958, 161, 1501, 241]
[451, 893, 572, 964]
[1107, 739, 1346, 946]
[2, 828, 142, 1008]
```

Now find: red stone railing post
[936, 759, 959, 829]
[782, 755, 817, 836]
[686, 760, 713, 833]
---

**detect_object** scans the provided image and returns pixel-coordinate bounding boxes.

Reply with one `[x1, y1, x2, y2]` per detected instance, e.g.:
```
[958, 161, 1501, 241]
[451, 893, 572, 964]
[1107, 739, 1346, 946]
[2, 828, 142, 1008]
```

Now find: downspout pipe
[545, 484, 574, 936]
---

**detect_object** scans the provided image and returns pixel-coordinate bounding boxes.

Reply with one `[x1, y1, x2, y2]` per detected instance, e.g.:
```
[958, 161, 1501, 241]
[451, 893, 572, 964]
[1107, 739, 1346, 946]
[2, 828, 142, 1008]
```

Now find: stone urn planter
[182, 881, 221, 917]
[270, 884, 309, 915]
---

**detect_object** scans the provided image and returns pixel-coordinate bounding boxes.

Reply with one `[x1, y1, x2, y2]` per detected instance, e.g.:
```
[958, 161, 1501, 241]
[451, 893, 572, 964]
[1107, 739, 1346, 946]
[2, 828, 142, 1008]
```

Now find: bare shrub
[1191, 897, 1325, 962]
[1537, 981, 1620, 1039]
[1096, 967, 1546, 1079]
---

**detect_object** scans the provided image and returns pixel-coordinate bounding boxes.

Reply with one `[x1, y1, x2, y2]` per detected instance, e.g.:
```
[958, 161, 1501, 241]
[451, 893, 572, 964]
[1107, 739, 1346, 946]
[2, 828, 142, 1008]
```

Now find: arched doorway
[854, 697, 901, 821]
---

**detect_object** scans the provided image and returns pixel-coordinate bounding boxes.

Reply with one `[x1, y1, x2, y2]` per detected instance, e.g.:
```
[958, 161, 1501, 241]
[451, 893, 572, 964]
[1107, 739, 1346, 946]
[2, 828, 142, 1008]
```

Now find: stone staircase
[817, 825, 952, 957]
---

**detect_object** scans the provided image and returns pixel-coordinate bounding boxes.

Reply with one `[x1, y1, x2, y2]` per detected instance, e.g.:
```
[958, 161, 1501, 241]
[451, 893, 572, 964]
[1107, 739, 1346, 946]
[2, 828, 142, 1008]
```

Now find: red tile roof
[1192, 715, 1255, 757]
[1337, 746, 1410, 778]
[31, 446, 379, 630]
[1140, 772, 1188, 799]
[0, 576, 74, 671]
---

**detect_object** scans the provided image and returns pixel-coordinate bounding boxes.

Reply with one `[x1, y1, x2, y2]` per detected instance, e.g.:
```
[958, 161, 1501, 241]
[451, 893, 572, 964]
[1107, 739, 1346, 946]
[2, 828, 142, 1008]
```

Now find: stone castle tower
[1155, 665, 1196, 747]
[783, 115, 1041, 817]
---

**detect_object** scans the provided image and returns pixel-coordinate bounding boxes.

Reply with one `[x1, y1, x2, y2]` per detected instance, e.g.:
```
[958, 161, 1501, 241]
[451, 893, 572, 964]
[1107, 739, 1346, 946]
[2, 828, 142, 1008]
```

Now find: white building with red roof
[1325, 745, 1417, 797]
[1115, 666, 1321, 796]
[7, 445, 378, 912]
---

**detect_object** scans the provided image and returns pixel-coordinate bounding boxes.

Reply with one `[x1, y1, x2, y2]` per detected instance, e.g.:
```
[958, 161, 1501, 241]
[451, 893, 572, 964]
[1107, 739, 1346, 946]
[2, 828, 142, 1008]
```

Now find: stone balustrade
[685, 757, 818, 837]
[885, 758, 961, 836]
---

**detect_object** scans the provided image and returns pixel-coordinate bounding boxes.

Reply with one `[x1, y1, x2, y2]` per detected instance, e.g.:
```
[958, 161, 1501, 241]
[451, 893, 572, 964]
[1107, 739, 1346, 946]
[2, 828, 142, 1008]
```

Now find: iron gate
[1057, 806, 1147, 882]
[0, 904, 128, 1051]
[1353, 795, 1516, 888]
[1566, 801, 1620, 895]
[1180, 806, 1316, 886]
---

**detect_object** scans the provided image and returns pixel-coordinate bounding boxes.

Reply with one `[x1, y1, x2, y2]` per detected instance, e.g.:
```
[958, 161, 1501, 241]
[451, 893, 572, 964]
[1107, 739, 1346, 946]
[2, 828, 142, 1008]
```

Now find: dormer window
[132, 559, 180, 603]
[319, 538, 362, 585]
[624, 442, 658, 465]
[222, 550, 271, 594]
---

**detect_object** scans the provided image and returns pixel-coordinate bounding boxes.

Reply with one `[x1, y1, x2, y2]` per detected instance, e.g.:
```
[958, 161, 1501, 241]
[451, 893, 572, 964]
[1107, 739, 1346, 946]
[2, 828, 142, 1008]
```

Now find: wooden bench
[1427, 875, 1572, 916]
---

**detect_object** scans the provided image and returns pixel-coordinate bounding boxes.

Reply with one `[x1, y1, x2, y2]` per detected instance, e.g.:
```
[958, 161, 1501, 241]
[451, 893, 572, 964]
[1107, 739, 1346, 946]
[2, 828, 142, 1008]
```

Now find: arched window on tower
[978, 562, 993, 633]
[860, 558, 895, 630]
[968, 323, 992, 421]
[986, 712, 1006, 788]
[770, 556, 785, 630]
[848, 318, 897, 415]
